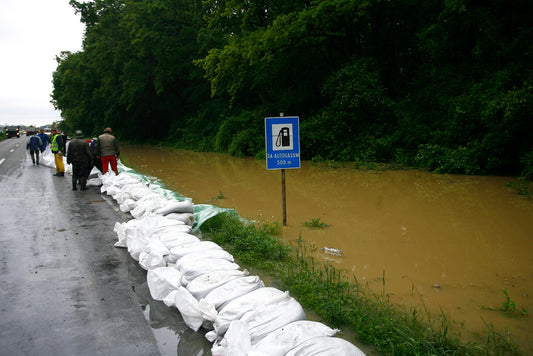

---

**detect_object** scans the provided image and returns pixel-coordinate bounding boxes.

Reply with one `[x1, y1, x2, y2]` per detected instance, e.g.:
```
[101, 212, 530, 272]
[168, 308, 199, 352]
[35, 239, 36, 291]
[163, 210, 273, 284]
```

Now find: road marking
[0, 158, 5, 165]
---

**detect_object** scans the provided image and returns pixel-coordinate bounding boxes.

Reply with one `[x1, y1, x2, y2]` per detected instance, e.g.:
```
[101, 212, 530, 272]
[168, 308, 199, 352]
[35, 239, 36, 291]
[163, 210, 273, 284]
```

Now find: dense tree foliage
[52, 0, 532, 176]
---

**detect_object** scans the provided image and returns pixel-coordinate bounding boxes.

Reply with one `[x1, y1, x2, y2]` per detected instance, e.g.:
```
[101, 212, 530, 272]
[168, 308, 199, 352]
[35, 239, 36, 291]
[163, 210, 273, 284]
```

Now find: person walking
[50, 128, 65, 176]
[26, 133, 42, 165]
[37, 129, 49, 152]
[87, 138, 102, 178]
[96, 127, 120, 175]
[67, 130, 93, 191]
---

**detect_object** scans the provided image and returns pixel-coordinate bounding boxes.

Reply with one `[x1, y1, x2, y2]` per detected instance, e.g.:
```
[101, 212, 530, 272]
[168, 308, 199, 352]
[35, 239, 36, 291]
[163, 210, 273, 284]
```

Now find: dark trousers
[29, 150, 40, 164]
[72, 161, 89, 188]
[86, 157, 102, 178]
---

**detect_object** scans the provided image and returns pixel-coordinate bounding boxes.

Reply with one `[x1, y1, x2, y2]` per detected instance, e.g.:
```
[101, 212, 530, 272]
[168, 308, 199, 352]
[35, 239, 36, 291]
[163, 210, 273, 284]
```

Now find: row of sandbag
[103, 172, 365, 355]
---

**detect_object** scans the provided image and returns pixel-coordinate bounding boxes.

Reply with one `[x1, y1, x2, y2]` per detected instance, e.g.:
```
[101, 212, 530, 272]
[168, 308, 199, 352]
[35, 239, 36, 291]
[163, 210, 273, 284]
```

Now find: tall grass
[200, 211, 522, 355]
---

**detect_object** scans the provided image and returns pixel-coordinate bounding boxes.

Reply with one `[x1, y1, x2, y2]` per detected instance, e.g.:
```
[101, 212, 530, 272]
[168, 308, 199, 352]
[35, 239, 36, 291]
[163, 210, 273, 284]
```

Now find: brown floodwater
[121, 145, 533, 351]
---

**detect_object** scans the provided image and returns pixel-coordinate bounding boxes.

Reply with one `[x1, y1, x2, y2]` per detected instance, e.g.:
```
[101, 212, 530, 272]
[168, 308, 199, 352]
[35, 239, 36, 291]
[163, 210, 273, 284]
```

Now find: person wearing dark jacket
[67, 130, 92, 191]
[26, 134, 42, 165]
[87, 138, 102, 177]
[50, 128, 65, 176]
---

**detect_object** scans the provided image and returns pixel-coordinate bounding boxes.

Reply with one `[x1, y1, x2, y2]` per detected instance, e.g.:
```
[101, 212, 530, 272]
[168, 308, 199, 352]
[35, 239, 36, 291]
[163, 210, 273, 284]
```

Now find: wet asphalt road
[0, 138, 207, 355]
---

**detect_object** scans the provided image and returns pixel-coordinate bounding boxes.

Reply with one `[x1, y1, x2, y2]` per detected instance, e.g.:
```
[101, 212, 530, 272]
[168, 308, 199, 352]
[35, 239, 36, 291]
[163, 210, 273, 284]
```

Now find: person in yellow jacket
[50, 128, 65, 176]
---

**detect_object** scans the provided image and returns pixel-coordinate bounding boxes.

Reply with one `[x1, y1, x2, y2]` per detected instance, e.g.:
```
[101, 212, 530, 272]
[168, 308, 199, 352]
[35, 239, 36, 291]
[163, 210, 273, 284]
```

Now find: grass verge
[200, 211, 522, 355]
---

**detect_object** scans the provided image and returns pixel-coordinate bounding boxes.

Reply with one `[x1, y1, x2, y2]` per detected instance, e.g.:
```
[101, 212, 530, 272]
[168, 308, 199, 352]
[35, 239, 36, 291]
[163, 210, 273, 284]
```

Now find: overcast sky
[0, 0, 85, 128]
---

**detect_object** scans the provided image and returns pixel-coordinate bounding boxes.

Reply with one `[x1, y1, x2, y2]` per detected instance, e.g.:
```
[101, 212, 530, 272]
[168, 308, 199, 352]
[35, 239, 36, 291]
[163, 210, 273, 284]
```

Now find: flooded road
[121, 145, 533, 350]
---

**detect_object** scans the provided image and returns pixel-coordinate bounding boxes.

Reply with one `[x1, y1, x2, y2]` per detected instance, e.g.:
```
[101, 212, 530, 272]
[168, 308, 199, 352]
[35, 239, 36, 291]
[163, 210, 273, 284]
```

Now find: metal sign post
[265, 116, 300, 226]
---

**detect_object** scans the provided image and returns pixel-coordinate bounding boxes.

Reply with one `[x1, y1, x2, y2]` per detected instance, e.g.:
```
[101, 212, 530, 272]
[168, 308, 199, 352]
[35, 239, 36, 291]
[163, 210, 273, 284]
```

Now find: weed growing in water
[501, 289, 528, 317]
[303, 217, 328, 228]
[506, 180, 533, 199]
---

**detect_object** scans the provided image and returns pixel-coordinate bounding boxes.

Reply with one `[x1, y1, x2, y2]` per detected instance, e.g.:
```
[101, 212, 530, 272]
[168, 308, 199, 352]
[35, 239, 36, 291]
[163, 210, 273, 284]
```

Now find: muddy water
[121, 145, 533, 350]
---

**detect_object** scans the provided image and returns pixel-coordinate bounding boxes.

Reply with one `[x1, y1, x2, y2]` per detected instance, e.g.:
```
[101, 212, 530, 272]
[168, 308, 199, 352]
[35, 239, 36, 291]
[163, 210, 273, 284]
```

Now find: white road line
[0, 158, 5, 165]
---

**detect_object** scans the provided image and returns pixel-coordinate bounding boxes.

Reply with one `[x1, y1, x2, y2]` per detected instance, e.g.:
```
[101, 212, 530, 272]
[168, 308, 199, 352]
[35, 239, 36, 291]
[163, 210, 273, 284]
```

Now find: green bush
[415, 143, 483, 175]
[521, 150, 533, 181]
[214, 109, 265, 156]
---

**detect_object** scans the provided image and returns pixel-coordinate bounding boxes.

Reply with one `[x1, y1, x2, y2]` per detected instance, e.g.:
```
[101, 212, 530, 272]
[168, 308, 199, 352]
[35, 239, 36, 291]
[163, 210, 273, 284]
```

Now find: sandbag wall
[101, 171, 366, 356]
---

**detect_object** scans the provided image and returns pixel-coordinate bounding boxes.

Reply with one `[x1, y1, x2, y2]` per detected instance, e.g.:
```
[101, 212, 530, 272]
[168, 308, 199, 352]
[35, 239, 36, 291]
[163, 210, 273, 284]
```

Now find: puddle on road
[121, 145, 533, 351]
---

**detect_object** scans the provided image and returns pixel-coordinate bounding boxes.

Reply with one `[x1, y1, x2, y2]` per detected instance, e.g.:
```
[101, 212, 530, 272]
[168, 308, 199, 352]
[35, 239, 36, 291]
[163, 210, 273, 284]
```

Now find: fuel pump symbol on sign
[272, 124, 293, 151]
[275, 127, 291, 147]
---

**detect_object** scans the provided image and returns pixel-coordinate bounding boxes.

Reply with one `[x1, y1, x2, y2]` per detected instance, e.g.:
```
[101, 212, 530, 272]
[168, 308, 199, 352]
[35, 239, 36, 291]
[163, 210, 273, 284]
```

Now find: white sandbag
[180, 258, 241, 286]
[130, 204, 147, 219]
[145, 237, 170, 256]
[86, 177, 102, 187]
[166, 212, 195, 226]
[212, 287, 289, 336]
[130, 184, 154, 200]
[153, 224, 193, 238]
[175, 249, 234, 271]
[147, 267, 183, 300]
[187, 269, 249, 300]
[155, 231, 199, 250]
[211, 320, 251, 356]
[113, 186, 134, 204]
[163, 287, 204, 331]
[284, 336, 366, 356]
[168, 240, 223, 263]
[203, 276, 264, 311]
[241, 296, 306, 344]
[113, 221, 129, 248]
[130, 193, 169, 218]
[105, 185, 121, 197]
[156, 199, 194, 215]
[119, 198, 137, 213]
[112, 172, 142, 187]
[139, 251, 166, 270]
[151, 215, 188, 229]
[126, 233, 150, 261]
[134, 215, 188, 241]
[252, 321, 339, 356]
[114, 218, 146, 248]
[114, 217, 149, 248]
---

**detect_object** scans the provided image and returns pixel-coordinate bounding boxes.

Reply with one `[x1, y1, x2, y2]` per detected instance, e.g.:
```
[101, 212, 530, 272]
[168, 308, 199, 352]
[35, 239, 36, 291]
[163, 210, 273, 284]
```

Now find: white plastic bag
[156, 199, 194, 215]
[163, 287, 204, 331]
[119, 198, 137, 213]
[213, 287, 289, 336]
[211, 320, 251, 356]
[166, 212, 195, 226]
[131, 193, 169, 218]
[252, 320, 339, 356]
[284, 336, 366, 356]
[180, 258, 241, 286]
[186, 269, 249, 300]
[202, 276, 264, 311]
[154, 231, 198, 250]
[147, 267, 183, 301]
[241, 296, 306, 344]
[168, 240, 223, 263]
[139, 251, 166, 271]
[175, 249, 234, 272]
[126, 232, 150, 261]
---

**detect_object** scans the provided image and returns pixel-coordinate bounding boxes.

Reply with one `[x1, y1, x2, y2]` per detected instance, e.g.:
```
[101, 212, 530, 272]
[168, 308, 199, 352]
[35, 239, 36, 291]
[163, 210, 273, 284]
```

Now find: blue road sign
[265, 116, 300, 170]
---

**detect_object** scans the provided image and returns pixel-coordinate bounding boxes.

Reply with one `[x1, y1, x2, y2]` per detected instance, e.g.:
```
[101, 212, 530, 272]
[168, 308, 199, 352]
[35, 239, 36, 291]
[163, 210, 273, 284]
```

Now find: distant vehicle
[26, 126, 38, 136]
[5, 126, 20, 138]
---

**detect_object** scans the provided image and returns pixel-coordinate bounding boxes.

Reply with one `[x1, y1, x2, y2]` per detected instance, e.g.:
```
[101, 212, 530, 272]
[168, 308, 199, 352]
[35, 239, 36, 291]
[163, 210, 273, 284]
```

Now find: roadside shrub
[521, 149, 533, 181]
[415, 143, 483, 175]
[214, 109, 265, 156]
